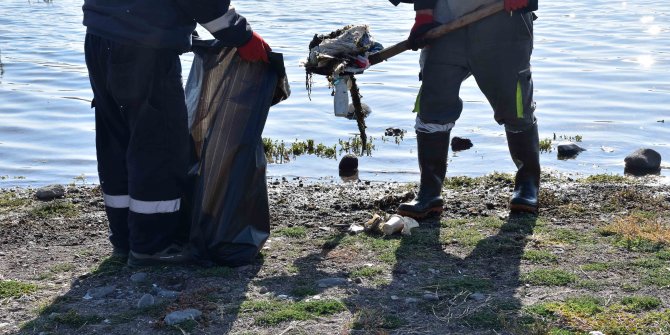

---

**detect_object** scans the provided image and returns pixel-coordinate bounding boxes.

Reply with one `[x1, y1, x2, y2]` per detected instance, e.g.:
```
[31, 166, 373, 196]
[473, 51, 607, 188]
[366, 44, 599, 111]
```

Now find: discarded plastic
[333, 75, 350, 117]
[364, 213, 383, 232]
[401, 217, 420, 236]
[381, 214, 420, 236]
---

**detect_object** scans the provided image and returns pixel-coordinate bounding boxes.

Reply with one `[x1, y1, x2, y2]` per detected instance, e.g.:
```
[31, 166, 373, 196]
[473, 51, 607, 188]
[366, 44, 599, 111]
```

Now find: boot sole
[397, 207, 443, 219]
[509, 203, 538, 215]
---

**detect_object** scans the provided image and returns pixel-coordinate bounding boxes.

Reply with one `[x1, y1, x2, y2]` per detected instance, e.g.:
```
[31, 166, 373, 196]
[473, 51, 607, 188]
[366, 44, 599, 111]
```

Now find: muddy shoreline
[1, 173, 670, 334]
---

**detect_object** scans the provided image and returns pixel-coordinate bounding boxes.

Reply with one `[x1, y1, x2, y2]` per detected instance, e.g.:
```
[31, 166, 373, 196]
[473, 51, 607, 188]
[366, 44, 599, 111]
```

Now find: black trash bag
[185, 39, 290, 267]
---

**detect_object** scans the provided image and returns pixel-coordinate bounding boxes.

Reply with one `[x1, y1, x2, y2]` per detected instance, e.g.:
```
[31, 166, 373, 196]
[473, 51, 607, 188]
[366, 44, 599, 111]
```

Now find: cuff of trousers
[415, 116, 455, 134]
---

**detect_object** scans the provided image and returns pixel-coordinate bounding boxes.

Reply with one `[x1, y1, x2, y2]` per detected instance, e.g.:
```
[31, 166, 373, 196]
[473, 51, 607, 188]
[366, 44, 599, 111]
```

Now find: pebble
[35, 184, 65, 201]
[316, 277, 348, 288]
[259, 287, 269, 294]
[276, 294, 290, 300]
[470, 292, 486, 301]
[85, 285, 116, 299]
[157, 290, 179, 299]
[589, 332, 606, 335]
[164, 309, 202, 326]
[390, 295, 399, 300]
[130, 272, 148, 283]
[137, 294, 155, 309]
[404, 297, 419, 304]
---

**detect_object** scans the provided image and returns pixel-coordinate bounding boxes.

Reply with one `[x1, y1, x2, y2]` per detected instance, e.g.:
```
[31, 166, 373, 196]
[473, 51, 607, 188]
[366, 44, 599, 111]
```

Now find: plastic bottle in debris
[333, 75, 350, 118]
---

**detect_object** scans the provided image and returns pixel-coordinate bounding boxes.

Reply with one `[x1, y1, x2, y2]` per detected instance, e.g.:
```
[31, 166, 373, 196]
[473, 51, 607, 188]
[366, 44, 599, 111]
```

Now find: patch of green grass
[422, 276, 492, 297]
[30, 200, 78, 218]
[38, 263, 76, 280]
[345, 234, 400, 265]
[0, 192, 28, 210]
[465, 308, 502, 329]
[196, 266, 234, 278]
[525, 296, 670, 335]
[52, 310, 103, 327]
[521, 269, 577, 286]
[274, 226, 308, 238]
[350, 266, 384, 278]
[656, 249, 670, 260]
[621, 282, 641, 292]
[0, 280, 38, 298]
[352, 309, 406, 330]
[581, 262, 610, 271]
[642, 267, 670, 287]
[621, 296, 662, 312]
[241, 299, 346, 326]
[90, 256, 126, 276]
[547, 228, 589, 244]
[631, 257, 665, 269]
[291, 286, 318, 298]
[443, 176, 476, 189]
[575, 279, 607, 291]
[440, 220, 486, 247]
[564, 296, 604, 316]
[582, 174, 629, 184]
[522, 250, 558, 264]
[539, 138, 552, 153]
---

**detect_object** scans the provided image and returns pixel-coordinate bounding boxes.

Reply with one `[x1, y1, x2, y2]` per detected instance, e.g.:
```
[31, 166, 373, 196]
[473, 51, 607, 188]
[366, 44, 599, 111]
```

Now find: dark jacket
[83, 0, 252, 52]
[389, 0, 538, 12]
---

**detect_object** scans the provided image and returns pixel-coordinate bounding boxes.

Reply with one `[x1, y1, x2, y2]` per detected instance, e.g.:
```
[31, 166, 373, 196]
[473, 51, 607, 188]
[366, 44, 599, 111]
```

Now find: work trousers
[84, 34, 189, 254]
[416, 11, 536, 132]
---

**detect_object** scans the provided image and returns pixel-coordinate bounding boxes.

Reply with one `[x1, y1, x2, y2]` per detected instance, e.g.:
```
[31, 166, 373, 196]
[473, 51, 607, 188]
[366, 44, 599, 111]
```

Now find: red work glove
[237, 32, 271, 63]
[504, 0, 529, 12]
[408, 14, 441, 51]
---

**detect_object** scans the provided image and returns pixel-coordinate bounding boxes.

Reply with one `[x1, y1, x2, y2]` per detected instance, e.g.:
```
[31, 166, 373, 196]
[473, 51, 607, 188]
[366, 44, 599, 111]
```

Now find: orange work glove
[237, 32, 271, 63]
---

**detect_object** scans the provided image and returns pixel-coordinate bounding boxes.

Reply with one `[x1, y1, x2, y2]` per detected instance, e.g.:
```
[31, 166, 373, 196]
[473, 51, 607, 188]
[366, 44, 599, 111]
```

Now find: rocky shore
[1, 173, 670, 334]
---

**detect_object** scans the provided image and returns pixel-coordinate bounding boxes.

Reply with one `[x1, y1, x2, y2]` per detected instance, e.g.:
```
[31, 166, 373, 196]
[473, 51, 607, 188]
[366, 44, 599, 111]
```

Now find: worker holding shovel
[389, 0, 541, 217]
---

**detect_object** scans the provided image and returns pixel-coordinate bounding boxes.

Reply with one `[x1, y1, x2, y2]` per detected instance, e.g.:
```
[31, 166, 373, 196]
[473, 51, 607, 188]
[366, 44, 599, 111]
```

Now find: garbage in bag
[185, 38, 290, 267]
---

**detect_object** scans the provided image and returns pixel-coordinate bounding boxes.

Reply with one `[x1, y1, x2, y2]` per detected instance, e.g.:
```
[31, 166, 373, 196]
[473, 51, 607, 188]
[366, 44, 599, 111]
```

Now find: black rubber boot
[397, 131, 450, 219]
[506, 123, 541, 214]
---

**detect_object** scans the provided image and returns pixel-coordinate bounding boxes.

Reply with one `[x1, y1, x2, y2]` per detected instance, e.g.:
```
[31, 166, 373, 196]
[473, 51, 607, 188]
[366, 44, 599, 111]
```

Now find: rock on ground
[35, 185, 65, 201]
[625, 148, 662, 175]
[164, 309, 202, 326]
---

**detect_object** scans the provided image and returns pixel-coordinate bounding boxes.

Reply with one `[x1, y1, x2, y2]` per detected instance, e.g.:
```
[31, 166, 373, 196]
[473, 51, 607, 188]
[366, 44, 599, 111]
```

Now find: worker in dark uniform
[82, 0, 271, 266]
[390, 0, 541, 218]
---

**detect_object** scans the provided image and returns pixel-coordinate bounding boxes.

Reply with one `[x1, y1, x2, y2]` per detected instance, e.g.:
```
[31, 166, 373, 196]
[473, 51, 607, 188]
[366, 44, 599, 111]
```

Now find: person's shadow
[17, 258, 262, 334]
[258, 212, 537, 334]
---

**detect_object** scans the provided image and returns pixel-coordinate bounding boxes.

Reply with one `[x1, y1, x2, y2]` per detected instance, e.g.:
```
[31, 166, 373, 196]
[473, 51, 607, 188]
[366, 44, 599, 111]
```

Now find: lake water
[0, 0, 669, 188]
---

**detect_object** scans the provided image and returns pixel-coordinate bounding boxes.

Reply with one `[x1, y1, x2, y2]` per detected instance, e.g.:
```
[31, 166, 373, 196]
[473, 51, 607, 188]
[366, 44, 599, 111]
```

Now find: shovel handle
[368, 1, 505, 65]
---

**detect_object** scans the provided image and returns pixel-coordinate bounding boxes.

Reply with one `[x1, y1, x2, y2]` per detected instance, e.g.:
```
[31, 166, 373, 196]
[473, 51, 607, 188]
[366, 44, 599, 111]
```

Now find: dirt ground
[1, 173, 670, 335]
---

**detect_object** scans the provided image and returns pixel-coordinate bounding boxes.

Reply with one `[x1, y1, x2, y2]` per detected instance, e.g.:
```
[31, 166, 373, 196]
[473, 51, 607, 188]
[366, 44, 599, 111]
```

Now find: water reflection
[637, 55, 656, 68]
[646, 26, 662, 35]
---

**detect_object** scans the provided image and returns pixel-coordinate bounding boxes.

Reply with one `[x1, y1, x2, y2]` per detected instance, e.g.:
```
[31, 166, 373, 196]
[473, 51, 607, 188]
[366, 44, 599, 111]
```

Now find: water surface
[0, 0, 668, 187]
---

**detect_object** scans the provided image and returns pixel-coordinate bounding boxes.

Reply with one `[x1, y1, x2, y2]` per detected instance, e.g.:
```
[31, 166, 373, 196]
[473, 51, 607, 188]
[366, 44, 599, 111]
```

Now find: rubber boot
[506, 123, 541, 214]
[397, 131, 450, 219]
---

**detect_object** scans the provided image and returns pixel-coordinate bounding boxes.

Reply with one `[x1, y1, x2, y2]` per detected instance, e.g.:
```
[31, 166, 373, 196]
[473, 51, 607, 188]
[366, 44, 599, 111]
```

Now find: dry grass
[602, 212, 670, 248]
